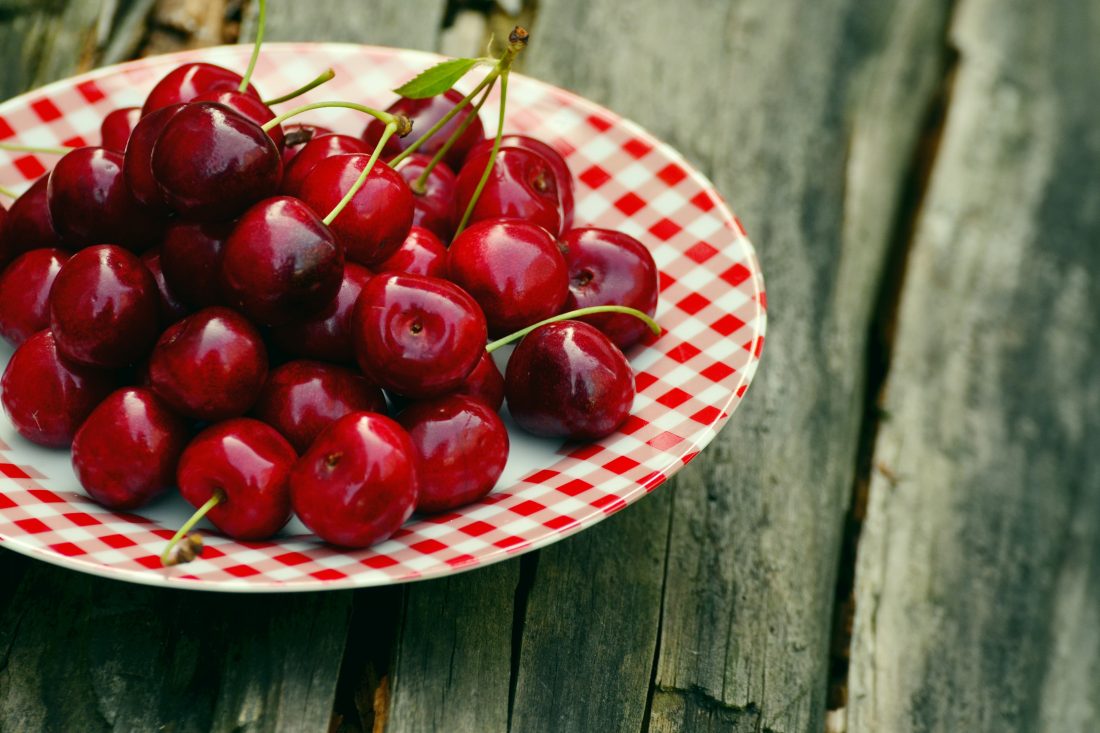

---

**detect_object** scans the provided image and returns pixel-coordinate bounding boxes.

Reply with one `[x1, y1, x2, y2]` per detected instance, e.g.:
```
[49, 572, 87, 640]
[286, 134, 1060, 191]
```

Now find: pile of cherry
[0, 26, 659, 564]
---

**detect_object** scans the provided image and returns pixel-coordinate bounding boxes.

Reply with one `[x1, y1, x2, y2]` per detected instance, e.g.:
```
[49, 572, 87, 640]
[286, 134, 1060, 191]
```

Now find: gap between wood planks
[824, 6, 961, 729]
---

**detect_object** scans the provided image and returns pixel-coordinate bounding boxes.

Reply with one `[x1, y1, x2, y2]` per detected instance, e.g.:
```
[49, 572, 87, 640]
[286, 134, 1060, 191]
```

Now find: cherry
[290, 411, 418, 548]
[395, 153, 457, 240]
[123, 103, 183, 213]
[268, 262, 371, 364]
[49, 244, 160, 367]
[447, 218, 569, 337]
[0, 177, 64, 263]
[281, 123, 333, 164]
[100, 107, 142, 153]
[363, 89, 484, 170]
[175, 418, 297, 540]
[140, 247, 189, 325]
[455, 146, 563, 235]
[1, 330, 115, 447]
[298, 154, 413, 265]
[147, 306, 268, 421]
[280, 133, 368, 196]
[71, 387, 189, 510]
[252, 360, 386, 452]
[142, 62, 258, 116]
[0, 248, 68, 346]
[374, 226, 447, 278]
[220, 196, 343, 326]
[47, 147, 161, 251]
[352, 273, 487, 398]
[396, 394, 508, 513]
[468, 134, 574, 231]
[450, 350, 504, 411]
[561, 227, 659, 349]
[160, 219, 233, 308]
[504, 320, 634, 440]
[151, 102, 281, 221]
[195, 89, 284, 149]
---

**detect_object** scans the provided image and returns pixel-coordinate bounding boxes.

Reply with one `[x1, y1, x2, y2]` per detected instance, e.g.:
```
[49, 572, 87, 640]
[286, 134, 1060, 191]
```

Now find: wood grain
[846, 0, 1100, 730]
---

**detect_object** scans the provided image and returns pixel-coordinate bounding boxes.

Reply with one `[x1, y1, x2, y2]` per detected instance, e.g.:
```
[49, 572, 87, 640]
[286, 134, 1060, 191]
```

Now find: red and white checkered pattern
[0, 44, 766, 591]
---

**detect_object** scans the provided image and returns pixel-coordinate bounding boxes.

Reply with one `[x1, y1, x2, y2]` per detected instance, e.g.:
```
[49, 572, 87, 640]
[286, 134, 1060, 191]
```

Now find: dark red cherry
[1, 330, 115, 447]
[282, 123, 333, 164]
[253, 360, 386, 453]
[123, 103, 184, 213]
[449, 350, 504, 411]
[47, 147, 161, 251]
[160, 219, 233, 308]
[280, 133, 368, 196]
[298, 154, 413, 266]
[194, 89, 284, 149]
[100, 107, 142, 153]
[268, 262, 371, 364]
[455, 147, 562, 235]
[0, 177, 64, 264]
[142, 62, 258, 116]
[468, 135, 575, 231]
[290, 411, 418, 548]
[397, 394, 508, 513]
[151, 102, 281, 221]
[504, 320, 634, 440]
[71, 387, 189, 510]
[395, 153, 457, 240]
[0, 248, 68, 346]
[447, 218, 569, 337]
[176, 418, 297, 540]
[374, 226, 447, 278]
[352, 273, 487, 398]
[363, 89, 484, 170]
[220, 196, 343, 326]
[561, 227, 659, 349]
[140, 246, 189, 325]
[147, 306, 268, 421]
[49, 244, 160, 367]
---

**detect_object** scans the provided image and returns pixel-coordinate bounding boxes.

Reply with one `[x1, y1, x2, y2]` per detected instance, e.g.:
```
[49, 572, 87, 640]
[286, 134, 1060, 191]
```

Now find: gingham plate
[0, 43, 766, 591]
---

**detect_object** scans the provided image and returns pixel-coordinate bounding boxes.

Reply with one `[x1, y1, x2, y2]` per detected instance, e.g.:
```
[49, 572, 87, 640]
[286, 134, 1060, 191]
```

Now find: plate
[0, 43, 766, 591]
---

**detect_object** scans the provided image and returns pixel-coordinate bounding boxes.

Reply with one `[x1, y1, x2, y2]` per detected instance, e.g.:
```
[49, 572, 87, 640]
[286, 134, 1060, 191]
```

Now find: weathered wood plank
[519, 1, 953, 731]
[0, 0, 110, 99]
[846, 0, 1100, 730]
[242, 0, 448, 49]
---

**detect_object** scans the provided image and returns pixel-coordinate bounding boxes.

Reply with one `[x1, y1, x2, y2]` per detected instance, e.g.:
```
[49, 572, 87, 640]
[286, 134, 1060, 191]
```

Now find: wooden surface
[0, 0, 1096, 731]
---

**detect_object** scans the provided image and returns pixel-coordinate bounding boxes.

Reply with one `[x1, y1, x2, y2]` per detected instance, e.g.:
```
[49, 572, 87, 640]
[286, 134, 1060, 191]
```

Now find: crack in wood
[506, 552, 538, 731]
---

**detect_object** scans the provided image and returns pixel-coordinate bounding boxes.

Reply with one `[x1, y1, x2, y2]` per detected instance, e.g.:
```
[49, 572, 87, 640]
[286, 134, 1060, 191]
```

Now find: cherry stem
[239, 0, 266, 93]
[160, 489, 224, 566]
[262, 67, 335, 105]
[409, 77, 496, 194]
[323, 122, 398, 226]
[261, 101, 403, 134]
[0, 142, 70, 155]
[454, 69, 509, 236]
[0, 185, 17, 198]
[485, 305, 661, 353]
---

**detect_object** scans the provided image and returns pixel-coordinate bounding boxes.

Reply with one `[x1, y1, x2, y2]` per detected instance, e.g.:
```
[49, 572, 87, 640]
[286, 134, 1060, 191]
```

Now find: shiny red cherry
[47, 147, 161, 251]
[504, 320, 634, 440]
[0, 177, 64, 264]
[147, 306, 268, 421]
[142, 62, 258, 116]
[151, 102, 281, 221]
[280, 133, 368, 196]
[71, 387, 189, 510]
[290, 411, 418, 548]
[561, 227, 659, 349]
[253, 360, 386, 453]
[447, 218, 569, 337]
[455, 146, 562, 235]
[298, 154, 413, 265]
[160, 218, 233, 308]
[49, 245, 160, 367]
[1, 330, 115, 447]
[468, 135, 575, 232]
[194, 89, 284, 149]
[397, 394, 508, 513]
[176, 418, 297, 540]
[220, 196, 343, 326]
[352, 273, 487, 398]
[281, 123, 333, 164]
[363, 89, 484, 170]
[395, 153, 457, 240]
[100, 107, 142, 153]
[267, 262, 371, 364]
[374, 225, 447, 278]
[0, 248, 68, 346]
[140, 246, 189, 325]
[123, 103, 183, 213]
[449, 350, 504, 411]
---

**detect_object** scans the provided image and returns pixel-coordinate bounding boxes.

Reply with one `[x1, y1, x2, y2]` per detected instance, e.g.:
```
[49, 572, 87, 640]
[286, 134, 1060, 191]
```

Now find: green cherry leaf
[393, 57, 481, 99]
